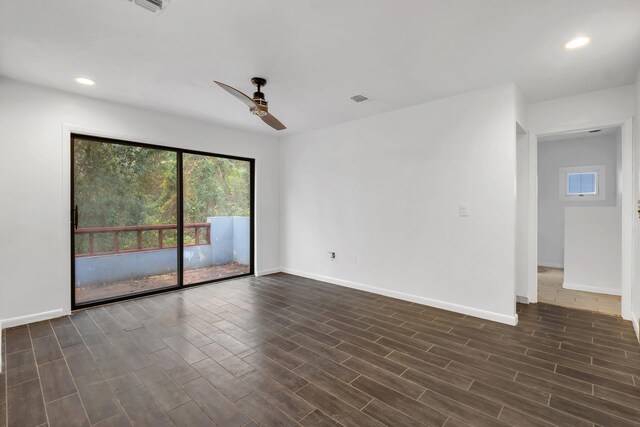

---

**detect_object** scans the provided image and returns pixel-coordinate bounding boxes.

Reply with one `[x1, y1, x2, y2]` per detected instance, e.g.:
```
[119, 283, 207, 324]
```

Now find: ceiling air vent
[350, 94, 370, 103]
[131, 0, 170, 13]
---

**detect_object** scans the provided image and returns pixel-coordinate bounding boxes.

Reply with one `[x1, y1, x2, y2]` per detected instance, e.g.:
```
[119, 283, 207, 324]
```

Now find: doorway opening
[536, 126, 622, 316]
[71, 133, 254, 309]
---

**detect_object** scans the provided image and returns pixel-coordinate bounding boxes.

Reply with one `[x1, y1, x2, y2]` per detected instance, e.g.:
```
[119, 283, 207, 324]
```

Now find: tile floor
[538, 267, 622, 316]
[2, 273, 639, 427]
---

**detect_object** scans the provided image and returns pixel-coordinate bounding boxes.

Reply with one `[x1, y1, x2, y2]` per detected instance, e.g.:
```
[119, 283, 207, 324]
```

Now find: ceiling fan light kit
[214, 77, 286, 130]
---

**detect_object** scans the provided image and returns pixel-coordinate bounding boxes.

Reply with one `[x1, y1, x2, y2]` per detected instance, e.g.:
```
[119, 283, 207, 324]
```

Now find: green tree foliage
[183, 153, 250, 221]
[73, 139, 250, 252]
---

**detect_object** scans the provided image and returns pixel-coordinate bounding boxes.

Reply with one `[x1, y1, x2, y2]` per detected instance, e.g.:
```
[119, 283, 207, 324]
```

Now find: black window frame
[70, 133, 255, 310]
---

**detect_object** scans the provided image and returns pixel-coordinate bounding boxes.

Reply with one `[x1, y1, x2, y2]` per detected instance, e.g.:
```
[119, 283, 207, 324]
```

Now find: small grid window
[567, 172, 597, 196]
[559, 165, 605, 201]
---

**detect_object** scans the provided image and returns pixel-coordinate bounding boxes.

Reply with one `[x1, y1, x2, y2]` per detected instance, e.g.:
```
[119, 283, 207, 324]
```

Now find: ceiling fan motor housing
[251, 77, 268, 114]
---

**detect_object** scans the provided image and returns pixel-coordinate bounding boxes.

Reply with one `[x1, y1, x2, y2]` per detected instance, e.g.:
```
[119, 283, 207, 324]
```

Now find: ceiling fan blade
[260, 113, 287, 131]
[214, 81, 258, 109]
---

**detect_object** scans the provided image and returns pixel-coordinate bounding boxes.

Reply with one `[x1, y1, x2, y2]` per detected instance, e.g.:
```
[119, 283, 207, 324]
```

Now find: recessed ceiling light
[563, 36, 591, 50]
[75, 77, 96, 86]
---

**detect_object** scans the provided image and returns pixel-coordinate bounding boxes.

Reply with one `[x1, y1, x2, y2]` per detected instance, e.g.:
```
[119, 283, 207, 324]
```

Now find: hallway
[538, 267, 621, 316]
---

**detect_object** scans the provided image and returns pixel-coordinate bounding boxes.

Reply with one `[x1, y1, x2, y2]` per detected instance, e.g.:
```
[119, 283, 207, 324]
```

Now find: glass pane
[580, 173, 596, 194]
[73, 138, 178, 305]
[567, 172, 597, 195]
[183, 153, 251, 285]
[567, 173, 582, 194]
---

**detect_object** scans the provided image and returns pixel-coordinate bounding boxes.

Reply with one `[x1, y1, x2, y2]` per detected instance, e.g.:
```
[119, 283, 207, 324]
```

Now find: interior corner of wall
[0, 318, 3, 373]
[514, 84, 528, 132]
[632, 310, 640, 340]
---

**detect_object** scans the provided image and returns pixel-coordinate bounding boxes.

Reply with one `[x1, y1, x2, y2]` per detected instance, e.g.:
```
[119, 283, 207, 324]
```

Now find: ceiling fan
[214, 77, 286, 131]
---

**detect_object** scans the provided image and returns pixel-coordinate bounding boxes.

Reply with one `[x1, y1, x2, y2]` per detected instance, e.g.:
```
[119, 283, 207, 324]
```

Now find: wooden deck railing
[75, 223, 211, 257]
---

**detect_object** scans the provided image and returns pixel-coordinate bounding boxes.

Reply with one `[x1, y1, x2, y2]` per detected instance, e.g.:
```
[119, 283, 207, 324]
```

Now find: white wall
[528, 85, 635, 133]
[0, 78, 281, 326]
[281, 83, 518, 324]
[537, 133, 620, 268]
[564, 207, 621, 295]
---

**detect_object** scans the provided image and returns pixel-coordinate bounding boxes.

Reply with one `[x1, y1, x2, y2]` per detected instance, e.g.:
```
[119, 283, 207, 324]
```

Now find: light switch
[459, 202, 469, 217]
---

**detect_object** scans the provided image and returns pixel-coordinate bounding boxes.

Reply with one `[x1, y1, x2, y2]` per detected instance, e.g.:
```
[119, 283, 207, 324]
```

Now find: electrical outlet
[328, 252, 336, 261]
[351, 255, 358, 264]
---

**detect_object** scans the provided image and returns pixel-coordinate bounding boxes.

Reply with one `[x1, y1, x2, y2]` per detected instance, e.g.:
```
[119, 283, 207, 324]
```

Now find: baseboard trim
[255, 267, 282, 277]
[562, 281, 622, 296]
[516, 296, 529, 304]
[538, 262, 564, 269]
[281, 268, 518, 326]
[631, 311, 639, 341]
[1, 309, 68, 329]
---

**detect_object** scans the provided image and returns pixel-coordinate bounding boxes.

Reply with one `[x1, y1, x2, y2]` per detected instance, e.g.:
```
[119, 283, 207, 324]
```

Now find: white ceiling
[1, 0, 639, 135]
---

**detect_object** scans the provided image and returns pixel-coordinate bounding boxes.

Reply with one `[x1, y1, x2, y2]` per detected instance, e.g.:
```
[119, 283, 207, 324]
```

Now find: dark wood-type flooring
[2, 273, 640, 427]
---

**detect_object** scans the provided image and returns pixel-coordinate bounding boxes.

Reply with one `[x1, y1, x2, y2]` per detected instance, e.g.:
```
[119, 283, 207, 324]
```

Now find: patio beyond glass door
[183, 153, 251, 285]
[71, 134, 254, 308]
[72, 137, 180, 305]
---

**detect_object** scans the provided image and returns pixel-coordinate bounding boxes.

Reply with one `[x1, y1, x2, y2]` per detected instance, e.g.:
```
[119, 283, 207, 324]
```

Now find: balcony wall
[75, 216, 249, 287]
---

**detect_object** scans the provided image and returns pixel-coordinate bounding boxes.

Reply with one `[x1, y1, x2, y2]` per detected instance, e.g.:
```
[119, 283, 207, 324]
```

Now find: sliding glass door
[182, 153, 252, 285]
[71, 134, 254, 308]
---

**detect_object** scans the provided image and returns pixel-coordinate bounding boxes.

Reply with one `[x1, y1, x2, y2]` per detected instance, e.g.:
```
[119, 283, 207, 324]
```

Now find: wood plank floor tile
[294, 362, 372, 409]
[5, 327, 32, 354]
[162, 335, 208, 365]
[516, 372, 640, 423]
[363, 398, 428, 427]
[351, 376, 449, 426]
[192, 358, 253, 401]
[116, 384, 173, 427]
[291, 346, 360, 383]
[53, 325, 84, 349]
[46, 394, 90, 427]
[498, 406, 555, 427]
[3, 273, 640, 427]
[288, 333, 351, 363]
[167, 401, 215, 427]
[38, 359, 77, 403]
[296, 383, 385, 427]
[239, 370, 314, 421]
[32, 336, 64, 366]
[236, 392, 299, 426]
[76, 378, 121, 424]
[7, 378, 48, 427]
[135, 364, 191, 412]
[468, 381, 592, 427]
[244, 352, 307, 391]
[29, 321, 54, 341]
[299, 409, 341, 426]
[150, 347, 201, 385]
[417, 389, 508, 427]
[343, 357, 426, 400]
[548, 395, 640, 427]
[182, 377, 249, 426]
[445, 362, 549, 405]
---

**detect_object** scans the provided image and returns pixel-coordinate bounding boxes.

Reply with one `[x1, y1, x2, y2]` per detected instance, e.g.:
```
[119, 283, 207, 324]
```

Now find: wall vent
[350, 95, 370, 103]
[131, 0, 170, 13]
